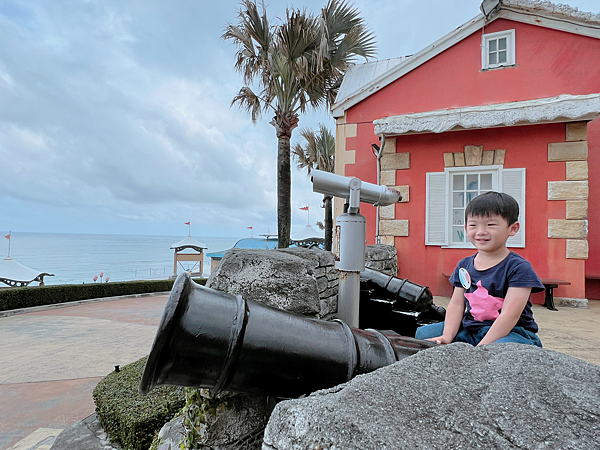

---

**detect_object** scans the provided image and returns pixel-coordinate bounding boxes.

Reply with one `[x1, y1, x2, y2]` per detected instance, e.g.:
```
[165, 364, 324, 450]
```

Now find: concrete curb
[0, 292, 170, 318]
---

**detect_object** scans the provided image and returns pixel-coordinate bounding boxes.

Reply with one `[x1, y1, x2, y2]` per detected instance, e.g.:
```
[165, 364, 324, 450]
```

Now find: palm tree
[292, 123, 335, 251]
[222, 0, 375, 248]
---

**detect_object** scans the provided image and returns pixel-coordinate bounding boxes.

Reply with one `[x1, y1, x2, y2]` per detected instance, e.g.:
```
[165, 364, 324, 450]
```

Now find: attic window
[482, 29, 515, 69]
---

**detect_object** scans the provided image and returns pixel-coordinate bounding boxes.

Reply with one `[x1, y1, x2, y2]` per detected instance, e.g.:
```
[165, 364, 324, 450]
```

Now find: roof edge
[332, 1, 600, 118]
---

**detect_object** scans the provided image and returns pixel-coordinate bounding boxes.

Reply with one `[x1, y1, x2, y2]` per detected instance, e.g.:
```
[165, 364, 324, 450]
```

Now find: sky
[1, 0, 599, 238]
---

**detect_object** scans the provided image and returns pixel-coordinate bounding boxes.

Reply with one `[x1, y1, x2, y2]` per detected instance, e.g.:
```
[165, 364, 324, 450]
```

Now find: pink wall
[343, 19, 599, 298]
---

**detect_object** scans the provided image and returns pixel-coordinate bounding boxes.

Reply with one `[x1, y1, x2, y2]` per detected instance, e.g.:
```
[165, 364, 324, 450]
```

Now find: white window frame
[482, 29, 516, 70]
[446, 166, 500, 248]
[425, 166, 525, 248]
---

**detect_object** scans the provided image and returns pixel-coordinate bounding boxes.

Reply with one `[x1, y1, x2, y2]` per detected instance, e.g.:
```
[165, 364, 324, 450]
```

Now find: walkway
[0, 295, 169, 450]
[1, 294, 599, 450]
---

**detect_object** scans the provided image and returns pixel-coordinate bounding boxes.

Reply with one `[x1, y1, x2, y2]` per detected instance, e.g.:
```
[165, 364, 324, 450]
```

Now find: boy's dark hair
[465, 191, 519, 225]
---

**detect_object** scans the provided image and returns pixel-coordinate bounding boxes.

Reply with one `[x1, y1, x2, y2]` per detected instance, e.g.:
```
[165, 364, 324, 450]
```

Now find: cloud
[1, 0, 598, 236]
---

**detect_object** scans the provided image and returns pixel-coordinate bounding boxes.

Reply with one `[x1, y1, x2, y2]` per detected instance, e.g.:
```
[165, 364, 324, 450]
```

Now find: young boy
[415, 191, 545, 347]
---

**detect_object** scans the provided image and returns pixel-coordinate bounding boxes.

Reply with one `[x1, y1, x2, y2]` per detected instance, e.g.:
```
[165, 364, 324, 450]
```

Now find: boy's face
[465, 213, 519, 253]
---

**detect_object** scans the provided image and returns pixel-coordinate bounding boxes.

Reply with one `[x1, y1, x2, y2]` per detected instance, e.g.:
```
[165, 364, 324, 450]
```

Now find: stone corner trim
[548, 141, 588, 161]
[566, 161, 588, 181]
[566, 122, 588, 142]
[548, 219, 588, 239]
[381, 152, 410, 170]
[379, 220, 409, 237]
[566, 201, 588, 220]
[547, 181, 588, 201]
[566, 239, 589, 259]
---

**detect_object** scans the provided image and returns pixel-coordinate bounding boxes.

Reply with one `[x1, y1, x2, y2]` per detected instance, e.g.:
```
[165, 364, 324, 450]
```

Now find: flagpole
[7, 231, 11, 257]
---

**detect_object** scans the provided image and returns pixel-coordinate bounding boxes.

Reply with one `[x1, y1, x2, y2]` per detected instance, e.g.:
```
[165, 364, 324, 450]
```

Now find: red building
[331, 0, 600, 306]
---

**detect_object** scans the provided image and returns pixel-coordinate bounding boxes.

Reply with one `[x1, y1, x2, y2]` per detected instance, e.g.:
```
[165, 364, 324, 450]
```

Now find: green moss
[93, 356, 186, 450]
[0, 278, 207, 312]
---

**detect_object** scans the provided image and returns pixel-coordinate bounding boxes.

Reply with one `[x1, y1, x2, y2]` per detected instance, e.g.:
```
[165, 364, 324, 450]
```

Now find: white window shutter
[426, 172, 448, 245]
[502, 168, 526, 247]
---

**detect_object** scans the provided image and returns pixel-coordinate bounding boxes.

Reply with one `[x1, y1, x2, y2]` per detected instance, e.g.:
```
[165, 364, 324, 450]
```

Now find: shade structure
[171, 235, 208, 277]
[291, 224, 325, 247]
[0, 256, 54, 287]
[170, 235, 207, 253]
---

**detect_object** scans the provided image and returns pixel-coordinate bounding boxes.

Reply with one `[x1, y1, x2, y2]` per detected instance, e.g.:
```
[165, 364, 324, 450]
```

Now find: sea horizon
[1, 231, 244, 286]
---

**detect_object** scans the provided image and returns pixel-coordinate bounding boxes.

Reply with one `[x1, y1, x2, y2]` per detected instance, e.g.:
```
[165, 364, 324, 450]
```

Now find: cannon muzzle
[140, 273, 436, 399]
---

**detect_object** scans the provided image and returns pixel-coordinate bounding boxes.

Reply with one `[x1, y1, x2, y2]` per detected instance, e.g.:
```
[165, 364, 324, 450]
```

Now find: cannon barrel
[139, 272, 436, 399]
[360, 267, 433, 312]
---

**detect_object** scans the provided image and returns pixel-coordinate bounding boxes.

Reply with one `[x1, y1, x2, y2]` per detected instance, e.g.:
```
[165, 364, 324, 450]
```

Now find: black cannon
[359, 268, 446, 337]
[140, 272, 437, 399]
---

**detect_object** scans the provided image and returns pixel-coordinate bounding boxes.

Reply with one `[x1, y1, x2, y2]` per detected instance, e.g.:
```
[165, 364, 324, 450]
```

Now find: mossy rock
[93, 356, 186, 450]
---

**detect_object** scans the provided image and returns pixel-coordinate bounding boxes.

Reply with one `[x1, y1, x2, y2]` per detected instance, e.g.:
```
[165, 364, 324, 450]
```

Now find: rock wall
[365, 244, 398, 275]
[263, 343, 600, 450]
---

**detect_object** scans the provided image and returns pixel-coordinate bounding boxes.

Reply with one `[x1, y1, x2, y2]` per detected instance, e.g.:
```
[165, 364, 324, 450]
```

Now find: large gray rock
[263, 343, 600, 450]
[207, 248, 335, 318]
[51, 413, 120, 450]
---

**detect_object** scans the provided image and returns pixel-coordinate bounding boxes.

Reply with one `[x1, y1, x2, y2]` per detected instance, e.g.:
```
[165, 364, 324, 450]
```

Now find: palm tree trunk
[277, 134, 291, 249]
[324, 195, 333, 251]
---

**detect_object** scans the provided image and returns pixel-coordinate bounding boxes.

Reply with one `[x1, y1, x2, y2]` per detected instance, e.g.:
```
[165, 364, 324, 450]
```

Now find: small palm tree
[223, 0, 375, 248]
[292, 123, 335, 251]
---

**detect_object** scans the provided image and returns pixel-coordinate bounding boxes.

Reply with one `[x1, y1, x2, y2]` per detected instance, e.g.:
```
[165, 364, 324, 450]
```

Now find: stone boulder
[207, 248, 337, 319]
[263, 343, 600, 450]
[365, 244, 398, 275]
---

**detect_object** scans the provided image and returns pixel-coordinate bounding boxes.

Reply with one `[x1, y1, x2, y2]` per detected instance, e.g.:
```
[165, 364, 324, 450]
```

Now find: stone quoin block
[379, 220, 409, 237]
[382, 137, 396, 154]
[548, 141, 588, 161]
[482, 150, 495, 165]
[547, 181, 588, 201]
[566, 201, 588, 220]
[453, 152, 466, 167]
[378, 235, 395, 246]
[381, 153, 410, 170]
[566, 122, 588, 142]
[566, 161, 588, 181]
[379, 204, 395, 220]
[443, 153, 455, 167]
[566, 239, 589, 259]
[493, 149, 506, 165]
[548, 219, 588, 239]
[392, 185, 409, 203]
[380, 170, 396, 186]
[345, 123, 357, 138]
[465, 145, 483, 166]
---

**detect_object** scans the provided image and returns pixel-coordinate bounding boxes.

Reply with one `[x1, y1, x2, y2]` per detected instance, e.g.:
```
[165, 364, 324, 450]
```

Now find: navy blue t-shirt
[449, 252, 544, 333]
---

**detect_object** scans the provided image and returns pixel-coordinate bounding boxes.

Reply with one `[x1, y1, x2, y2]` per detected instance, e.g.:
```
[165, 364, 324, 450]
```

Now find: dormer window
[482, 29, 515, 69]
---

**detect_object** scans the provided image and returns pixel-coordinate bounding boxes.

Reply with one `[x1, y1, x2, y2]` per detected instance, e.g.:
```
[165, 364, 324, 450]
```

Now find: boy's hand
[425, 335, 453, 345]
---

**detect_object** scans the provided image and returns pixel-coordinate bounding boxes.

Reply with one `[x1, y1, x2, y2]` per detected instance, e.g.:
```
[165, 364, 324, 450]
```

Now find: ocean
[1, 232, 242, 286]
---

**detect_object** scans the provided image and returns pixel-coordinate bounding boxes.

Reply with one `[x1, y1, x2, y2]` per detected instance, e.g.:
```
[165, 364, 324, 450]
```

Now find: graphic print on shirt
[465, 280, 504, 321]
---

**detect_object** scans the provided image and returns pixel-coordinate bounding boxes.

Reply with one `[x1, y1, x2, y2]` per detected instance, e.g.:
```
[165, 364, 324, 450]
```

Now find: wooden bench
[441, 273, 570, 311]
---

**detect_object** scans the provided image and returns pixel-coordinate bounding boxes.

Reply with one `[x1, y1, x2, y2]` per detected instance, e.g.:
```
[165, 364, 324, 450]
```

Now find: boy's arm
[477, 286, 531, 346]
[425, 287, 465, 344]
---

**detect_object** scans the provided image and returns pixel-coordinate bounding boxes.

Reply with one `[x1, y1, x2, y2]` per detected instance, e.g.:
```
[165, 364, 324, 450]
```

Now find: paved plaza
[1, 293, 599, 450]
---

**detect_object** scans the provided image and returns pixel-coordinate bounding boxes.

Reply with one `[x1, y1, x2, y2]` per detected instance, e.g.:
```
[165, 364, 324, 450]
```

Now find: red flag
[247, 226, 253, 229]
[299, 206, 309, 211]
[184, 222, 190, 225]
[4, 234, 9, 240]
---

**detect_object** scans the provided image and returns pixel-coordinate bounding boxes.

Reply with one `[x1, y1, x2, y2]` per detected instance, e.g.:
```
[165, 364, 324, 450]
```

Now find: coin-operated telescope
[311, 170, 402, 327]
